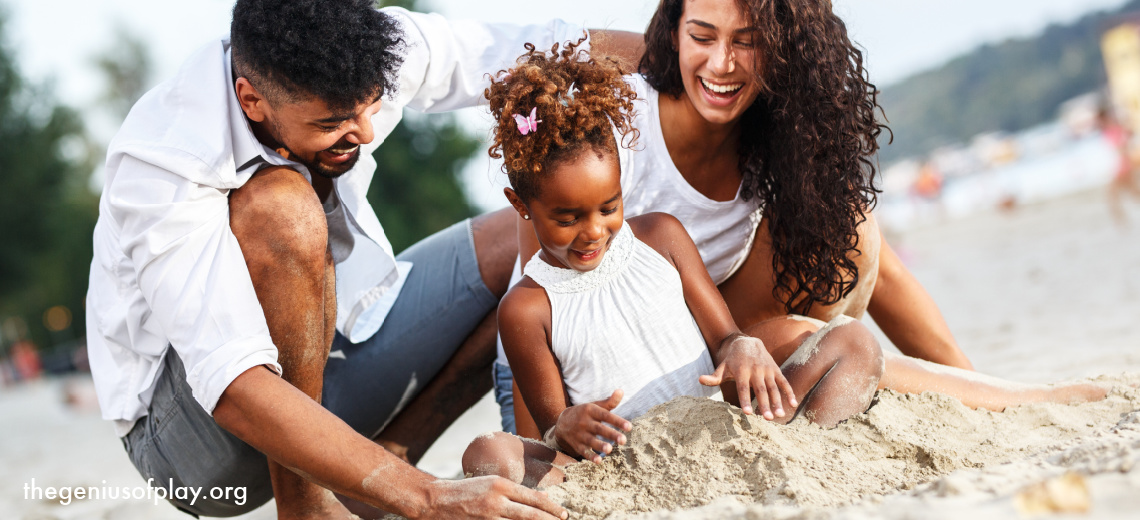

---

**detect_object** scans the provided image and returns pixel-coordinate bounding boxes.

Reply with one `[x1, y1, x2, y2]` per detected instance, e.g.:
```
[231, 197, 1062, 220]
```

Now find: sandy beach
[1, 186, 1138, 519]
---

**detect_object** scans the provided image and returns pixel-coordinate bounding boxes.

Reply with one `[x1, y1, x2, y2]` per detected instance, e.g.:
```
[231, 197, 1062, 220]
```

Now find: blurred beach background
[2, 0, 1140, 518]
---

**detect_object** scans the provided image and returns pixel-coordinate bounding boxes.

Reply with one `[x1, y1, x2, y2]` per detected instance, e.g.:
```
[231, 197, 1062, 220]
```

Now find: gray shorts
[122, 219, 497, 516]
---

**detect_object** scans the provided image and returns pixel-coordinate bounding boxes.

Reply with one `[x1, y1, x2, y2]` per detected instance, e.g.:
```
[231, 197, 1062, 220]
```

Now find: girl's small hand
[700, 334, 798, 420]
[552, 389, 632, 463]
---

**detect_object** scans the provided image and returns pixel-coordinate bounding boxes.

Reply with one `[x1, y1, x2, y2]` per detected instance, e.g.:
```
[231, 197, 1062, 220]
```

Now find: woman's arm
[868, 235, 974, 370]
[498, 283, 630, 462]
[629, 213, 796, 419]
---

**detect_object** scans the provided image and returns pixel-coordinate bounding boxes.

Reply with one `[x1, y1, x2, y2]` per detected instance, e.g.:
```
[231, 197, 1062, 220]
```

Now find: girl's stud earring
[523, 215, 530, 220]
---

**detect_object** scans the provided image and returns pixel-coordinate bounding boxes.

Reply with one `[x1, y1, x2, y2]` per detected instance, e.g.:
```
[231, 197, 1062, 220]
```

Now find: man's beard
[267, 118, 360, 179]
[299, 149, 360, 179]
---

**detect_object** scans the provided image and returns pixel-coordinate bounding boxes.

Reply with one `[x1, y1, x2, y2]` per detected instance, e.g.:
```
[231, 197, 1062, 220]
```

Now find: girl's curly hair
[486, 38, 639, 201]
[641, 0, 888, 315]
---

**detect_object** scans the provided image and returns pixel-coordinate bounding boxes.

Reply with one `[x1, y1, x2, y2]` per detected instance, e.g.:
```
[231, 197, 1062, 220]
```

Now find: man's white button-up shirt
[86, 7, 588, 436]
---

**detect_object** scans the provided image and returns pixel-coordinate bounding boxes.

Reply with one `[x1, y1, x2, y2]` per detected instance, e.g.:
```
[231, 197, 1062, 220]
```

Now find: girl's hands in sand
[701, 334, 798, 420]
[553, 390, 632, 463]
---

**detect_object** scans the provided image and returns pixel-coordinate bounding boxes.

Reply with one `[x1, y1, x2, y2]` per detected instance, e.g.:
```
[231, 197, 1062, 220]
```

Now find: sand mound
[549, 374, 1140, 519]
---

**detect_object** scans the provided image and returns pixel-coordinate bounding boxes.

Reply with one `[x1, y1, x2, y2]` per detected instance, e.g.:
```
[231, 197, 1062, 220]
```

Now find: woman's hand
[700, 334, 797, 419]
[550, 390, 632, 463]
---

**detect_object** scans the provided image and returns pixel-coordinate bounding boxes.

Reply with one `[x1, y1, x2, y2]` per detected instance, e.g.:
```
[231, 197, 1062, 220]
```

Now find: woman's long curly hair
[641, 0, 887, 315]
[486, 38, 639, 202]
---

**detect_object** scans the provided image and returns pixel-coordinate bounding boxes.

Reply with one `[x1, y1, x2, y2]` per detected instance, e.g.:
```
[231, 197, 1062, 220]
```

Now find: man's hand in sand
[701, 334, 797, 420]
[553, 390, 632, 463]
[427, 477, 568, 520]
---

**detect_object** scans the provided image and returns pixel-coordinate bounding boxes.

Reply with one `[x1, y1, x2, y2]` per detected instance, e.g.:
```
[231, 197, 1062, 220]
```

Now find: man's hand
[700, 334, 797, 420]
[551, 390, 631, 463]
[424, 477, 567, 520]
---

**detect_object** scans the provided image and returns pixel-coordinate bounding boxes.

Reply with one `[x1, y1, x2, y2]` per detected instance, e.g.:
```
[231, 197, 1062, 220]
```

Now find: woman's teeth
[700, 78, 743, 94]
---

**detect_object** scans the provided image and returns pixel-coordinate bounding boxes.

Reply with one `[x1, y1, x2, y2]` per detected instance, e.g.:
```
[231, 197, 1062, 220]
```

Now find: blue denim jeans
[492, 362, 517, 434]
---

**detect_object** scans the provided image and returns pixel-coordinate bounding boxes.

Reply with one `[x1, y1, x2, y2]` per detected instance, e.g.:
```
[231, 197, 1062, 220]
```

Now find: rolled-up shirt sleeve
[108, 155, 281, 416]
[381, 7, 590, 113]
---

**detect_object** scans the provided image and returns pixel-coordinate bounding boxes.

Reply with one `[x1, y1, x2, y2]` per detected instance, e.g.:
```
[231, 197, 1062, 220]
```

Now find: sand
[549, 377, 1139, 519]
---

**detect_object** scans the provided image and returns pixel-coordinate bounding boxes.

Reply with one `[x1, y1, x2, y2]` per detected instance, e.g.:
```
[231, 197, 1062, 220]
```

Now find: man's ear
[234, 77, 269, 123]
[503, 187, 530, 221]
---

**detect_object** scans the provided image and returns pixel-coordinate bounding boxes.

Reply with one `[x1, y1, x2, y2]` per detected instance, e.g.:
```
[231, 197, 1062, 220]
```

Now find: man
[86, 0, 640, 517]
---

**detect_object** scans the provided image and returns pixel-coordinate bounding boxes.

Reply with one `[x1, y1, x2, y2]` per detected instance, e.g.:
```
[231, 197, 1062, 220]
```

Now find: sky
[5, 0, 1134, 107]
[3, 0, 1135, 207]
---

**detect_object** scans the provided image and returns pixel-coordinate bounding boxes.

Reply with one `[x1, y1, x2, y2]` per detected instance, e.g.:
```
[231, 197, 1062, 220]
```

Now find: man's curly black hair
[231, 0, 406, 111]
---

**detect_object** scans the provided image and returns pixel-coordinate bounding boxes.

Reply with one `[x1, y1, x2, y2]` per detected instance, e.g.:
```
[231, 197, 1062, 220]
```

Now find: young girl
[462, 41, 886, 487]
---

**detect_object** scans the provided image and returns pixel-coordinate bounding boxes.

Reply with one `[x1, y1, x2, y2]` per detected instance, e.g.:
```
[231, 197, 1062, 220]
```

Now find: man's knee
[470, 207, 520, 296]
[229, 167, 327, 268]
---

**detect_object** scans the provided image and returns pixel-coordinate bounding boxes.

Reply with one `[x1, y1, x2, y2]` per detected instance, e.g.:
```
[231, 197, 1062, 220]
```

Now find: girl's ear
[504, 187, 530, 221]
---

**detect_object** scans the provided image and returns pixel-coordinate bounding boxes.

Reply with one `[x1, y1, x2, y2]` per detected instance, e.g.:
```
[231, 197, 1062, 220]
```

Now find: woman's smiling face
[673, 0, 763, 126]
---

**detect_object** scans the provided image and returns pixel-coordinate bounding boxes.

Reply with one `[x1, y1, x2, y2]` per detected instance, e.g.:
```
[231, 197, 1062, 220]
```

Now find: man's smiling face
[236, 77, 383, 179]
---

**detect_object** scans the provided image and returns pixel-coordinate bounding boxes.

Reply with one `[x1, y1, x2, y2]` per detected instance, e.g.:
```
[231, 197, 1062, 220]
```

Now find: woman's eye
[689, 34, 713, 44]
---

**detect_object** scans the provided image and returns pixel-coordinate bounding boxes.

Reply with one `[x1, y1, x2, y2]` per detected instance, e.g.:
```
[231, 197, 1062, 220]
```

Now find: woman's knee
[829, 319, 885, 379]
[229, 167, 327, 267]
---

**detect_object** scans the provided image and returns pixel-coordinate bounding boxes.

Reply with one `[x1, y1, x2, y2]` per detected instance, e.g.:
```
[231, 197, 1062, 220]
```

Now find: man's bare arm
[213, 366, 568, 520]
[587, 30, 644, 73]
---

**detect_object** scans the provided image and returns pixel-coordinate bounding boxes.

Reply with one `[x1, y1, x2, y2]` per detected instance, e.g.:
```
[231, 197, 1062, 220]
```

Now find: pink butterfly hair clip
[513, 107, 542, 135]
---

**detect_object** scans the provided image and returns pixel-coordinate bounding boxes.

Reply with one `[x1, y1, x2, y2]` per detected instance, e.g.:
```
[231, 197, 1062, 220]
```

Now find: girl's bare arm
[498, 283, 630, 461]
[629, 213, 796, 418]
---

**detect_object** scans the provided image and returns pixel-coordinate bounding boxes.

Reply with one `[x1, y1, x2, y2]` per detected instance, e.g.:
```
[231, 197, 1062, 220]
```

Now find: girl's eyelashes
[601, 206, 619, 215]
[689, 33, 713, 44]
[556, 218, 578, 227]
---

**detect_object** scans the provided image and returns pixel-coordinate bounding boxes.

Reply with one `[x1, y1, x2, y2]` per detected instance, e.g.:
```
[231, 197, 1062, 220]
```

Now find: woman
[499, 0, 1104, 437]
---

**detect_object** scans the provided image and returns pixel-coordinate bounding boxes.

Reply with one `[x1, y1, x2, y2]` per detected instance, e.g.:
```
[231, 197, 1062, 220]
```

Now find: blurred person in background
[1099, 106, 1140, 225]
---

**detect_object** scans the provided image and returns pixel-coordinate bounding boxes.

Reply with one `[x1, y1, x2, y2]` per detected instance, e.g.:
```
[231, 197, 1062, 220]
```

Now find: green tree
[878, 0, 1140, 163]
[0, 10, 94, 351]
[369, 0, 483, 252]
[95, 24, 153, 120]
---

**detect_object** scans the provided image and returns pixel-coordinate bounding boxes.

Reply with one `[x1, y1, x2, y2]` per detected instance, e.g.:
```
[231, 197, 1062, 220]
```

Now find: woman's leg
[748, 316, 1106, 415]
[744, 315, 884, 427]
[879, 353, 1106, 411]
[462, 432, 576, 488]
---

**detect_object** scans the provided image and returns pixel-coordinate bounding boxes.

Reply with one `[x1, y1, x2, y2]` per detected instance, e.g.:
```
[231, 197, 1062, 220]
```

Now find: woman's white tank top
[522, 221, 717, 421]
[618, 74, 763, 285]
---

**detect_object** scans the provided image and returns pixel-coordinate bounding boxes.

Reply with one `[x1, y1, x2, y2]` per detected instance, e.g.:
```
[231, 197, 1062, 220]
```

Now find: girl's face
[673, 0, 762, 126]
[511, 149, 624, 272]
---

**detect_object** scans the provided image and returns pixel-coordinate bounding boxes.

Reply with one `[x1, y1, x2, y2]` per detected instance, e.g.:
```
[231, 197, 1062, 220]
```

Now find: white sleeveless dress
[522, 221, 717, 421]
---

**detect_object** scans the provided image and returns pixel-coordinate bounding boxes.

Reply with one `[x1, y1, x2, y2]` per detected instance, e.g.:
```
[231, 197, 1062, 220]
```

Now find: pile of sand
[549, 374, 1140, 519]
